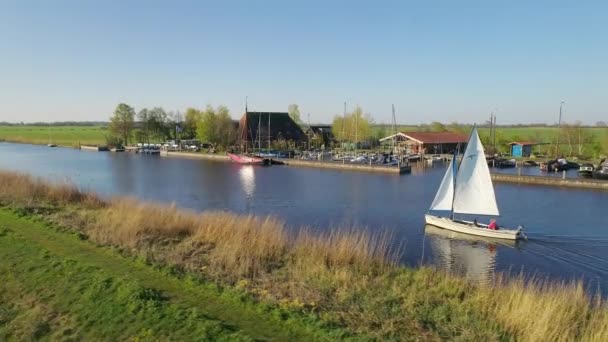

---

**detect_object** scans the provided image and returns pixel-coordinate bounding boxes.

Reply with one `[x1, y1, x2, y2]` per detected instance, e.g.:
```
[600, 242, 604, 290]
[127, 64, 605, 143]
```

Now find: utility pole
[556, 101, 565, 157]
[489, 112, 494, 154]
[493, 113, 497, 154]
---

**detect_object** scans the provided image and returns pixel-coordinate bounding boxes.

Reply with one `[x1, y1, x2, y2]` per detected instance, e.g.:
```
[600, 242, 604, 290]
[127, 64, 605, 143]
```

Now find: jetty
[80, 145, 109, 152]
[160, 151, 411, 174]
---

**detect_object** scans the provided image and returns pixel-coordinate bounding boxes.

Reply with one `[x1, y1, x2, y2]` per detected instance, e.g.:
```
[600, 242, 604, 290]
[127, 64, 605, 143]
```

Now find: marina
[2, 141, 608, 293]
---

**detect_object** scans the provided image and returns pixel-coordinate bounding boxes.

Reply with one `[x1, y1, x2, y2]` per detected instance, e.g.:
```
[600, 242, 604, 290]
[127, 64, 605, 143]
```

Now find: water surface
[2, 142, 608, 292]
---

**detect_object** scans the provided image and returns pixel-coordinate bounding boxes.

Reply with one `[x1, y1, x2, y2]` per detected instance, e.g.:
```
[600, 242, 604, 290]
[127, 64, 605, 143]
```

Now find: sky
[0, 1, 607, 125]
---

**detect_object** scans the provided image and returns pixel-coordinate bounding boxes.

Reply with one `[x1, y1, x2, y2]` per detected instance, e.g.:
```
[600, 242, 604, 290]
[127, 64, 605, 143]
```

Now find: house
[508, 142, 543, 157]
[239, 112, 307, 148]
[379, 131, 468, 155]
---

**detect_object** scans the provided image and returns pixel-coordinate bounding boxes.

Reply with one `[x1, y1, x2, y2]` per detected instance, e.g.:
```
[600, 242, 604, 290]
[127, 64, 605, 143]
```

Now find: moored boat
[425, 126, 525, 240]
[227, 152, 267, 165]
[578, 163, 594, 178]
[593, 159, 608, 180]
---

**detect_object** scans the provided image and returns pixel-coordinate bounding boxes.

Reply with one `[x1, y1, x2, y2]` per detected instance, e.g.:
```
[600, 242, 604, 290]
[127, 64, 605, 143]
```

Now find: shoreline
[2, 141, 607, 189]
[1, 169, 606, 340]
[162, 150, 608, 189]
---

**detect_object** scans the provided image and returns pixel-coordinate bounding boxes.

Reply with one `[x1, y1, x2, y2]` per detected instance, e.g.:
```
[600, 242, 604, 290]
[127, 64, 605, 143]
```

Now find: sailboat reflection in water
[425, 126, 526, 240]
[424, 225, 518, 284]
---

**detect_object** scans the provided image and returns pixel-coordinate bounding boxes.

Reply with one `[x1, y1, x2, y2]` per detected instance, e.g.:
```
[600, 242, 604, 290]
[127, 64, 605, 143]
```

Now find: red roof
[401, 131, 468, 144]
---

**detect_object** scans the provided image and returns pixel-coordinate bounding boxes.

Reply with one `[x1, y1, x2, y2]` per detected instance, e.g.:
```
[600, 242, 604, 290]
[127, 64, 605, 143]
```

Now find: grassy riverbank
[1, 170, 607, 340]
[0, 125, 107, 147]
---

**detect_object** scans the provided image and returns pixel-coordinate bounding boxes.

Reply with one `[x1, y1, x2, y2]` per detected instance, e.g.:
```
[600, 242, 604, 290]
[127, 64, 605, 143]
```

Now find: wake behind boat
[425, 126, 525, 240]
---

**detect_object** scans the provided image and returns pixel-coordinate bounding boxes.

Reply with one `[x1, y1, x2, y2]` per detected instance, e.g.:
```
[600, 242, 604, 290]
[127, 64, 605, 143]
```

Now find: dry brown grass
[477, 277, 608, 342]
[0, 171, 101, 208]
[2, 169, 608, 340]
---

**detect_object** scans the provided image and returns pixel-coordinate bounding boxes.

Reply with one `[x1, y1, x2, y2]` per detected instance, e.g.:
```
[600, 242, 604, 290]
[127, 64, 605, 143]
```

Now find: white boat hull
[425, 214, 524, 240]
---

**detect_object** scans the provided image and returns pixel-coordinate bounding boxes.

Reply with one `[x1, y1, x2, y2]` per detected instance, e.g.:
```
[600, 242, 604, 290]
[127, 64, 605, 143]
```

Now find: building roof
[508, 141, 538, 146]
[394, 131, 469, 144]
[239, 112, 306, 143]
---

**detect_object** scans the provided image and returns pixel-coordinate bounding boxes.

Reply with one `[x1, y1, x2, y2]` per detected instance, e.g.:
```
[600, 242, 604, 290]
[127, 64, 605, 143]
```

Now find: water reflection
[424, 225, 519, 284]
[238, 166, 256, 198]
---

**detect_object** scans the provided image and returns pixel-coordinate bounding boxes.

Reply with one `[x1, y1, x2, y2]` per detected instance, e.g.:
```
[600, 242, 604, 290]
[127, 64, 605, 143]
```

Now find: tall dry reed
[0, 171, 101, 208]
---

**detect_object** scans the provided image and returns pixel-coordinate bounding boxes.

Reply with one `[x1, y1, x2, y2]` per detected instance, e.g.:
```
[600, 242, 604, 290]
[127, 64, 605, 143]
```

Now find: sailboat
[228, 102, 266, 165]
[425, 126, 525, 240]
[47, 124, 57, 147]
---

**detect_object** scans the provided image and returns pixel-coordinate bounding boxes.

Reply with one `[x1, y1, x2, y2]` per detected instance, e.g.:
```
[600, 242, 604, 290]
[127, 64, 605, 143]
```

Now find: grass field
[381, 125, 608, 157]
[0, 209, 343, 341]
[0, 126, 108, 147]
[2, 170, 608, 340]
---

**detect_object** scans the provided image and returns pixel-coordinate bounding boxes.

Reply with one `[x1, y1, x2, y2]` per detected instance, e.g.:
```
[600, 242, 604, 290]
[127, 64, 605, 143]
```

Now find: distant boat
[495, 158, 516, 168]
[593, 159, 608, 180]
[47, 143, 57, 148]
[425, 126, 525, 240]
[227, 152, 266, 165]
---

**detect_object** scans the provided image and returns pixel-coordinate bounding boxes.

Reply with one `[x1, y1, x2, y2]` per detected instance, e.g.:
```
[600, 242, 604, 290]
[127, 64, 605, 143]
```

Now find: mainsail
[429, 154, 456, 211]
[452, 127, 499, 216]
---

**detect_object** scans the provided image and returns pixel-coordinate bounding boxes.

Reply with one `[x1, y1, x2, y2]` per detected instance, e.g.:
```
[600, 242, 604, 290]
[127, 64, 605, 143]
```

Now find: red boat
[227, 152, 266, 165]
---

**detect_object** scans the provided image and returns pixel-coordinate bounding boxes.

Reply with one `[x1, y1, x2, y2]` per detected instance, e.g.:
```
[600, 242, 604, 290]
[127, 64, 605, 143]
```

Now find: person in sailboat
[488, 219, 498, 230]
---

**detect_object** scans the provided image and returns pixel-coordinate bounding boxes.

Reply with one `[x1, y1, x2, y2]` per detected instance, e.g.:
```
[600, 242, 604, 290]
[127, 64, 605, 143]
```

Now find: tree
[215, 105, 237, 148]
[331, 105, 373, 146]
[195, 105, 236, 150]
[148, 107, 169, 142]
[429, 122, 448, 132]
[597, 121, 607, 127]
[183, 108, 201, 139]
[562, 121, 594, 157]
[137, 108, 150, 143]
[197, 106, 217, 144]
[288, 104, 302, 125]
[110, 103, 135, 146]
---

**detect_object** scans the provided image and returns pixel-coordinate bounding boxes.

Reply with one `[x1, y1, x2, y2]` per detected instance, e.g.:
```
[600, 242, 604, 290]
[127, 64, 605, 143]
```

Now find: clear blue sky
[1, 1, 606, 124]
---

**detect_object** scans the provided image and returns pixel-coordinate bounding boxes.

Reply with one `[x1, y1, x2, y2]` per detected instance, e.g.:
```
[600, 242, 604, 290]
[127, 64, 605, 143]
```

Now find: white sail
[429, 157, 455, 211]
[452, 127, 499, 216]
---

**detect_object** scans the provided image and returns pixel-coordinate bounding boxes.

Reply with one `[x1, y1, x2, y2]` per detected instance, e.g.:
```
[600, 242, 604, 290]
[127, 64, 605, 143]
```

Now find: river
[2, 142, 608, 293]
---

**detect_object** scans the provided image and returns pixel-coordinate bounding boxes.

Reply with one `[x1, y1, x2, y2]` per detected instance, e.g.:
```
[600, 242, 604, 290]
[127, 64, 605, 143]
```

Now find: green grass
[0, 126, 108, 147]
[0, 209, 344, 341]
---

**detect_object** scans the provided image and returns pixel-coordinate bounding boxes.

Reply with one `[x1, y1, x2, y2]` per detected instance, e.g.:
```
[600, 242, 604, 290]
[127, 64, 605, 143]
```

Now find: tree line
[108, 102, 308, 150]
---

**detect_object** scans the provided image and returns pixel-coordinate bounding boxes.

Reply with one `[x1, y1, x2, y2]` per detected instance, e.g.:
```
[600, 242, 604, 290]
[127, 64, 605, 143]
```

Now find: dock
[490, 173, 608, 191]
[80, 145, 109, 152]
[160, 151, 411, 174]
[281, 158, 411, 174]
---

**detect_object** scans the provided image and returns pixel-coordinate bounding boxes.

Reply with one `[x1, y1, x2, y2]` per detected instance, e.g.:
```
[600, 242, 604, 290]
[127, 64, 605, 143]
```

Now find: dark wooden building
[239, 112, 307, 148]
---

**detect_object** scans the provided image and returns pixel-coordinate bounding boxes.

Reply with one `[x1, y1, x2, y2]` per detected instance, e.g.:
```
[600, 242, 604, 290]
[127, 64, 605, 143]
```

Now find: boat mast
[391, 104, 396, 154]
[450, 125, 476, 220]
[244, 97, 248, 153]
[258, 112, 262, 152]
[268, 112, 271, 151]
[342, 102, 346, 163]
[449, 143, 459, 220]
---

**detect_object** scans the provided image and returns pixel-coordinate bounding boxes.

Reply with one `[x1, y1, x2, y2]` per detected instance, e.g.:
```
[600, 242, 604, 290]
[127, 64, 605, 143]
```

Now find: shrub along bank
[0, 170, 607, 341]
